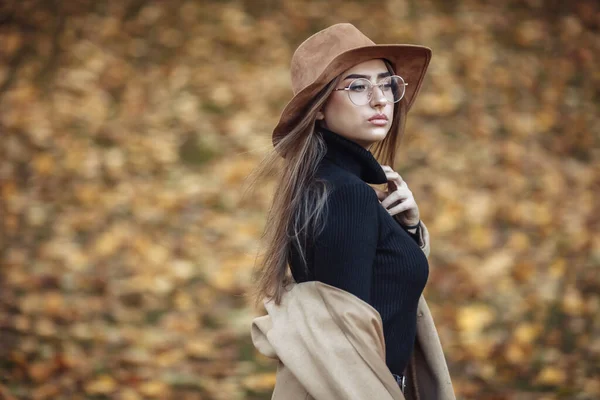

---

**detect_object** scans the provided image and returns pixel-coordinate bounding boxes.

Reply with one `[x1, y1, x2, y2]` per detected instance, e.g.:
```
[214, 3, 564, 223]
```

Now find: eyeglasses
[333, 75, 408, 106]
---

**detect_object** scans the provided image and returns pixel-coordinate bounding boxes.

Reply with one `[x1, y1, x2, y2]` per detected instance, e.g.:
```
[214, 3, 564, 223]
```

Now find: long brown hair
[247, 59, 408, 306]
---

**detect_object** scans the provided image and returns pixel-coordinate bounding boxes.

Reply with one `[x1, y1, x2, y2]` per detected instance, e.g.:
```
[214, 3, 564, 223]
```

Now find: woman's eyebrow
[343, 72, 392, 80]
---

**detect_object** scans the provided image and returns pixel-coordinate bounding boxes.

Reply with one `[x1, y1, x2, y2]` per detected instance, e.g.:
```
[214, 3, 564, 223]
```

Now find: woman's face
[318, 59, 394, 149]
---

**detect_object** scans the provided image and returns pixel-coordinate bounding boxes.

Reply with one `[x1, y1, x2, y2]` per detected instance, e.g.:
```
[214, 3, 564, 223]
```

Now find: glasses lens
[383, 76, 405, 104]
[347, 78, 372, 105]
[346, 76, 406, 105]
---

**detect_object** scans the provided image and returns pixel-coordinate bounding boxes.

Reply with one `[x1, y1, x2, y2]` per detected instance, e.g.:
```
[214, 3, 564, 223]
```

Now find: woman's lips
[368, 115, 389, 126]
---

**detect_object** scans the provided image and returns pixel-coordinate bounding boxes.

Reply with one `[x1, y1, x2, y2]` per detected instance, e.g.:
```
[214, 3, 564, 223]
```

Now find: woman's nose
[370, 85, 387, 107]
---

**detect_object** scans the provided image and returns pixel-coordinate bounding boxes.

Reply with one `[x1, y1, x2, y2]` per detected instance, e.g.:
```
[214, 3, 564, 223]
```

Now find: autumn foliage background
[1, 0, 599, 399]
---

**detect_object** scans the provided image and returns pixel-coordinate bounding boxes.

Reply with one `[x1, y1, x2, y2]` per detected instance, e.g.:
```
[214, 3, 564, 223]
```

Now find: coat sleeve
[312, 183, 379, 304]
[413, 220, 431, 258]
[395, 218, 431, 259]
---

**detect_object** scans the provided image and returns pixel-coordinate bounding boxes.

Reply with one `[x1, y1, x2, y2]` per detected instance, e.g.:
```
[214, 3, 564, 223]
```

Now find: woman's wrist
[393, 217, 420, 235]
[401, 220, 421, 230]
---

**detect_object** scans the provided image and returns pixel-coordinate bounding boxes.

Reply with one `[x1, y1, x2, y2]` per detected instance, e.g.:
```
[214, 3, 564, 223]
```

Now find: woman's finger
[380, 191, 401, 209]
[383, 170, 403, 181]
[384, 172, 406, 189]
[381, 188, 409, 208]
[386, 198, 416, 216]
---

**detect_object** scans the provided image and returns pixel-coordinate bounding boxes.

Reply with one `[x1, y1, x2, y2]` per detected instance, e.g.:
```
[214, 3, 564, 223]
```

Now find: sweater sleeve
[312, 183, 379, 304]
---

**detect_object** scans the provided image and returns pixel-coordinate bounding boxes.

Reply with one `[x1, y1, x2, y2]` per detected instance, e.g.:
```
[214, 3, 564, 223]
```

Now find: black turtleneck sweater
[288, 127, 430, 376]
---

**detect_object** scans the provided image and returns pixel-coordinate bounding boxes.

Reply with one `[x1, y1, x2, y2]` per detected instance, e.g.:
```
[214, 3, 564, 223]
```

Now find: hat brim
[272, 44, 432, 147]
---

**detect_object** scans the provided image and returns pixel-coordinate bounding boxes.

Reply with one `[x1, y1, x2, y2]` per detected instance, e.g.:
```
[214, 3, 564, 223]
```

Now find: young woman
[250, 23, 453, 398]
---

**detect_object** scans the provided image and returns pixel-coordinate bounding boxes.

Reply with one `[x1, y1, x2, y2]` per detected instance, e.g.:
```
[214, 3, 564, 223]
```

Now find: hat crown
[290, 23, 375, 94]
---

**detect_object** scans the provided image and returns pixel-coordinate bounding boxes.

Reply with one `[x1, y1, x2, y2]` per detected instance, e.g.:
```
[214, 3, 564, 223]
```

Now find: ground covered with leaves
[1, 0, 599, 399]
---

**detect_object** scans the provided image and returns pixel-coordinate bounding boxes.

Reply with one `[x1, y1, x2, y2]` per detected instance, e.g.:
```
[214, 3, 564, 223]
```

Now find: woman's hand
[373, 165, 420, 227]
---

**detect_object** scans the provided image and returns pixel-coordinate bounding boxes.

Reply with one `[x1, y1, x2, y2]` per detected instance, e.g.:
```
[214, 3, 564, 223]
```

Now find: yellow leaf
[35, 317, 57, 337]
[155, 349, 185, 367]
[211, 84, 233, 107]
[468, 225, 494, 250]
[33, 153, 55, 175]
[85, 375, 117, 395]
[514, 323, 539, 345]
[209, 267, 236, 292]
[506, 231, 530, 251]
[456, 304, 495, 339]
[242, 372, 277, 392]
[138, 381, 168, 397]
[549, 258, 566, 279]
[118, 388, 142, 400]
[562, 287, 584, 316]
[43, 291, 65, 317]
[93, 231, 119, 257]
[535, 366, 565, 385]
[173, 291, 193, 311]
[505, 342, 526, 364]
[480, 250, 514, 283]
[186, 339, 216, 359]
[28, 362, 54, 382]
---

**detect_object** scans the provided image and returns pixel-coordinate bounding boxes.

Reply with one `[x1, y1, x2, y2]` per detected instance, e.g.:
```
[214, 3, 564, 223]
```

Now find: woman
[249, 23, 454, 399]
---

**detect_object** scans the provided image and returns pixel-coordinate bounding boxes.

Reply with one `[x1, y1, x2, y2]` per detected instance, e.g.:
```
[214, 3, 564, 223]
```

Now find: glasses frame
[333, 75, 408, 106]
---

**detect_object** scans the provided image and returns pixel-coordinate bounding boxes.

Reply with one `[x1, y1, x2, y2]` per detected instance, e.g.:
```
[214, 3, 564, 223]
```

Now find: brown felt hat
[272, 23, 432, 148]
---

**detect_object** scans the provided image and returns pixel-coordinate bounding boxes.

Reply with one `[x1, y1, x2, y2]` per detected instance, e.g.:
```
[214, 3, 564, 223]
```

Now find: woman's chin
[365, 127, 390, 141]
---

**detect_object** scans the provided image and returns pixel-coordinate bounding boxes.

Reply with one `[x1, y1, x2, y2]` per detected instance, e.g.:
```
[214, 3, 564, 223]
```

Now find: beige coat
[251, 221, 455, 399]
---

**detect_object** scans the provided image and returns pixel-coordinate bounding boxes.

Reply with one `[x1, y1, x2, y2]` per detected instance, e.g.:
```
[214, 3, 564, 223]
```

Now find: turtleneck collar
[319, 127, 388, 185]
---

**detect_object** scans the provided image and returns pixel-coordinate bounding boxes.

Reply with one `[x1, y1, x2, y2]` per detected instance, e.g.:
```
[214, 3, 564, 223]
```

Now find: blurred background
[1, 0, 599, 399]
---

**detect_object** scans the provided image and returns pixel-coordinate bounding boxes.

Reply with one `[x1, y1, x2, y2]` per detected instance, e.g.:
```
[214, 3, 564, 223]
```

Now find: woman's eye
[382, 83, 393, 91]
[350, 85, 367, 92]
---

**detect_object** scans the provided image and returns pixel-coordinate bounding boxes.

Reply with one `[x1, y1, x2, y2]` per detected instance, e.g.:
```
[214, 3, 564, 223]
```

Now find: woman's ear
[316, 111, 324, 120]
